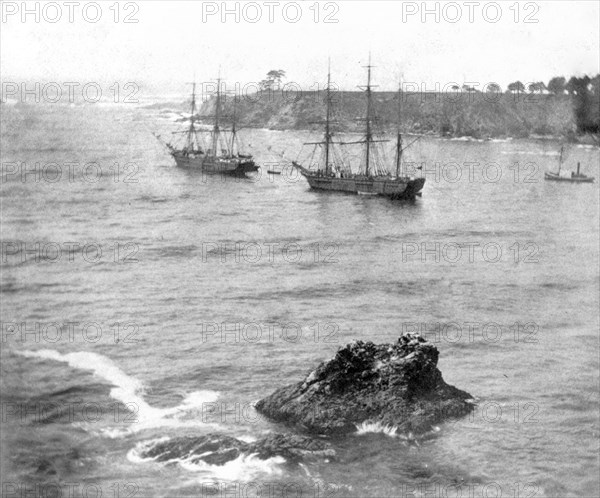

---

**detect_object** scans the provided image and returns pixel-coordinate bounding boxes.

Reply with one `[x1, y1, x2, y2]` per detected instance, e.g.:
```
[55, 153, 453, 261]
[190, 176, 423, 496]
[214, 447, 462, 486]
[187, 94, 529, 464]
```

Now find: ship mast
[301, 59, 335, 173]
[211, 74, 222, 157]
[395, 80, 403, 178]
[337, 56, 388, 175]
[231, 93, 238, 155]
[558, 145, 564, 174]
[188, 82, 197, 151]
[364, 55, 373, 176]
[324, 59, 332, 174]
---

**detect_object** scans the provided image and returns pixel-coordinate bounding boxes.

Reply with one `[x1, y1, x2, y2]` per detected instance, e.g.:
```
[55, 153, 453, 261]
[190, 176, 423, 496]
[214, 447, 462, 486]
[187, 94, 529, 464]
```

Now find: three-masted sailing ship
[292, 60, 425, 199]
[155, 81, 258, 176]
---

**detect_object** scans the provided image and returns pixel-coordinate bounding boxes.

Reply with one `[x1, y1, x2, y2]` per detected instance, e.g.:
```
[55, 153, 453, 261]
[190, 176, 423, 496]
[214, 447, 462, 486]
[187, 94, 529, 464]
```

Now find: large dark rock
[255, 333, 474, 434]
[138, 433, 334, 466]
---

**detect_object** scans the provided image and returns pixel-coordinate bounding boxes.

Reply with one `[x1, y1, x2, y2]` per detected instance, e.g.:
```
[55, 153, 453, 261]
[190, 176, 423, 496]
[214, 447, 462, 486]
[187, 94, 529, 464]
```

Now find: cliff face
[199, 90, 587, 139]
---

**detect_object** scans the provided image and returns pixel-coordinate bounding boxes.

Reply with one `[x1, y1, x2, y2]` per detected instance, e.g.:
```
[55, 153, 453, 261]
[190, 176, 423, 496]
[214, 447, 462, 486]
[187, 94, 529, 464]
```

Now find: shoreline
[194, 119, 600, 146]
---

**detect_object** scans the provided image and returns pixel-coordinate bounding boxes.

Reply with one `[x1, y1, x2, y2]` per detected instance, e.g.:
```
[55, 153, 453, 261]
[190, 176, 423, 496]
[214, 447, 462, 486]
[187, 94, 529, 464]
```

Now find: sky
[1, 0, 599, 92]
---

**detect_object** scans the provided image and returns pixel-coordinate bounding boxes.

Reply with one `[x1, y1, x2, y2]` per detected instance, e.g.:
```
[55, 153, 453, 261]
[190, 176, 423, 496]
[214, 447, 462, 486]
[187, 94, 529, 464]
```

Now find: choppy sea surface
[1, 100, 599, 498]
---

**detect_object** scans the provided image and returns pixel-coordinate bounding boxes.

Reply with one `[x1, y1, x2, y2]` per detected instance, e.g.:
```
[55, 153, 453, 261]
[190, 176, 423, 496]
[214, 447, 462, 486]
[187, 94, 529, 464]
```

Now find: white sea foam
[127, 438, 285, 480]
[20, 349, 220, 436]
[298, 462, 312, 477]
[500, 150, 559, 156]
[449, 136, 478, 141]
[126, 437, 172, 463]
[355, 421, 399, 437]
[179, 453, 286, 480]
[236, 434, 258, 443]
[355, 421, 443, 445]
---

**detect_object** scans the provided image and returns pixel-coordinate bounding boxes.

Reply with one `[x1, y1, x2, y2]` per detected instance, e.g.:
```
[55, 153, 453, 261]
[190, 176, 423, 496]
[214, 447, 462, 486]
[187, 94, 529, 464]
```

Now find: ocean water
[1, 101, 598, 497]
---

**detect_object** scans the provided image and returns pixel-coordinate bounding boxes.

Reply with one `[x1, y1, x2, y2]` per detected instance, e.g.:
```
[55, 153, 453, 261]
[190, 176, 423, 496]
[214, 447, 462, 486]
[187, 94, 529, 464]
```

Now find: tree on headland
[507, 81, 525, 93]
[566, 76, 578, 95]
[561, 75, 599, 133]
[486, 83, 501, 93]
[566, 75, 590, 95]
[528, 82, 547, 93]
[259, 69, 286, 91]
[547, 76, 566, 95]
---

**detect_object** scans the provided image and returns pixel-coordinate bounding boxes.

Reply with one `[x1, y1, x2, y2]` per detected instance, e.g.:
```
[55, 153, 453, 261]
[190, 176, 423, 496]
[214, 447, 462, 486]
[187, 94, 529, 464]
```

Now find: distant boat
[291, 58, 425, 200]
[266, 159, 283, 175]
[265, 147, 287, 175]
[154, 81, 258, 176]
[544, 146, 595, 183]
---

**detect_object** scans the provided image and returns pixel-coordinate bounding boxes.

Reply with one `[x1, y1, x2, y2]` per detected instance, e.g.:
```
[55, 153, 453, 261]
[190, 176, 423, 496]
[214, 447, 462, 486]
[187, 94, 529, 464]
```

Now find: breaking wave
[19, 349, 220, 437]
[355, 421, 442, 445]
[127, 437, 286, 480]
[355, 421, 399, 436]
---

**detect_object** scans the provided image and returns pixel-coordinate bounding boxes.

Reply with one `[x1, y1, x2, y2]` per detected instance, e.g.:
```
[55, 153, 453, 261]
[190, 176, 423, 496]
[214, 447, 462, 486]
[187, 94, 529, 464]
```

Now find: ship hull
[544, 172, 594, 183]
[294, 165, 425, 199]
[172, 153, 259, 176]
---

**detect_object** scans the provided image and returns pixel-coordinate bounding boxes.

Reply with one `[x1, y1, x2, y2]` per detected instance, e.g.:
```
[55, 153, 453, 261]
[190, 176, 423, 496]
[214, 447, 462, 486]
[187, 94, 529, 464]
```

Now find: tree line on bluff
[506, 75, 600, 134]
[201, 70, 600, 138]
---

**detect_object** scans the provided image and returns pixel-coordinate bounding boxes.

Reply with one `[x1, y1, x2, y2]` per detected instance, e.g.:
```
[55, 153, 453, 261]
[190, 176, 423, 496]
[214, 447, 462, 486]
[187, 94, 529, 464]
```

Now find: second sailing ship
[292, 60, 425, 199]
[155, 81, 258, 176]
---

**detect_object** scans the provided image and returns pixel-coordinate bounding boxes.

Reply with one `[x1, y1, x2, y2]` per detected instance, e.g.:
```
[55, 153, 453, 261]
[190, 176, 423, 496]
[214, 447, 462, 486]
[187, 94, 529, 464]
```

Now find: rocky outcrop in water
[255, 333, 474, 434]
[138, 433, 335, 466]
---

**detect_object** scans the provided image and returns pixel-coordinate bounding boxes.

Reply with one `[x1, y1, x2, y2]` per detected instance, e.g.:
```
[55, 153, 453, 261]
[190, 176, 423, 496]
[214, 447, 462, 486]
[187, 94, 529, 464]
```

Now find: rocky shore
[198, 90, 599, 141]
[255, 333, 474, 435]
[135, 334, 473, 471]
[137, 433, 335, 466]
